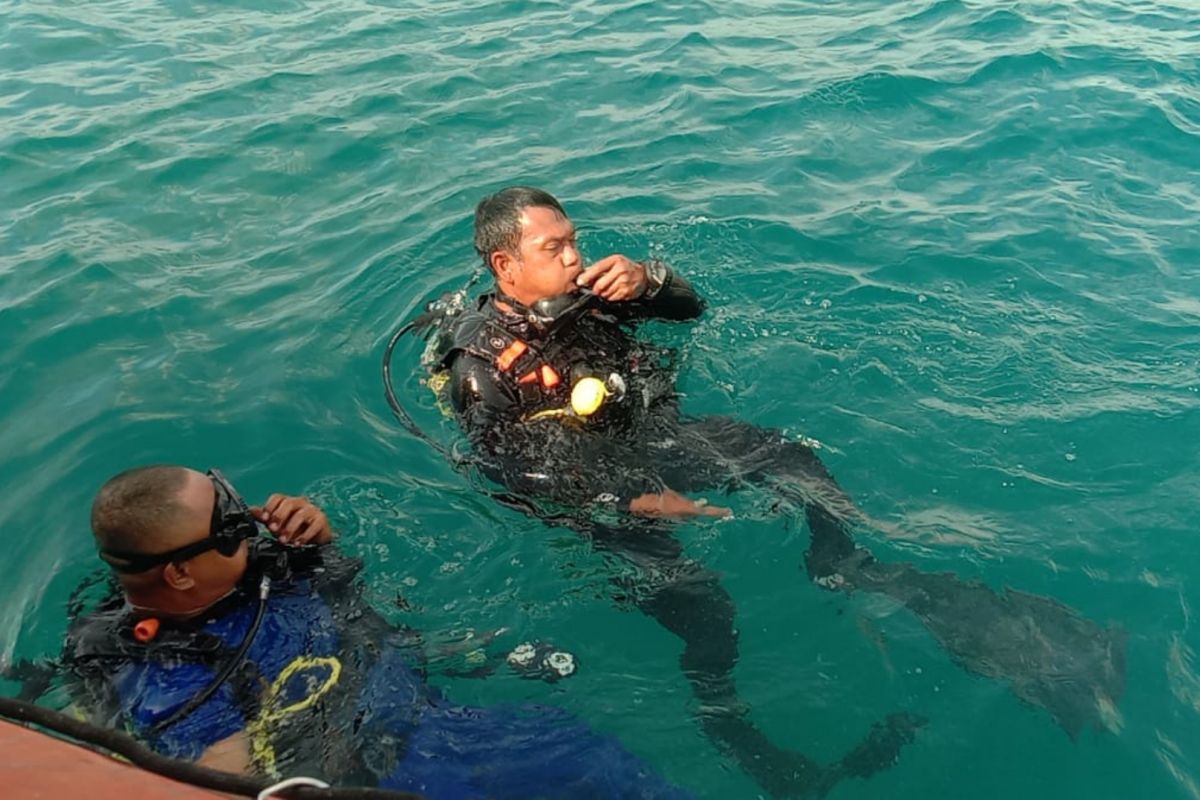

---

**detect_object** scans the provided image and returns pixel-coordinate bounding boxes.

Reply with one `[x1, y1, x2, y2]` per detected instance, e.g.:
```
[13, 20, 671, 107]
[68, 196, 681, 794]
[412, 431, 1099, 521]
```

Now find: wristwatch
[641, 258, 670, 299]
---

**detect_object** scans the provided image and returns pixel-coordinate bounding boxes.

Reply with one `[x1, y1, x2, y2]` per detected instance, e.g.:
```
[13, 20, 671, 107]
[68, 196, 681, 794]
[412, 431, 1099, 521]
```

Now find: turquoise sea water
[3, 0, 1199, 797]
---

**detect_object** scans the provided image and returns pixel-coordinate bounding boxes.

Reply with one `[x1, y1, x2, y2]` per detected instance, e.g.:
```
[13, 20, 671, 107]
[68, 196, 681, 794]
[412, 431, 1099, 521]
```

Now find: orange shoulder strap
[496, 340, 528, 371]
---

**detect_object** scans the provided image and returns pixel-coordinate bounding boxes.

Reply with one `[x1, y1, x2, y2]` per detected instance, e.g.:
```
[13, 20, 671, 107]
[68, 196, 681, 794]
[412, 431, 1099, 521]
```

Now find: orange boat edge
[0, 719, 226, 799]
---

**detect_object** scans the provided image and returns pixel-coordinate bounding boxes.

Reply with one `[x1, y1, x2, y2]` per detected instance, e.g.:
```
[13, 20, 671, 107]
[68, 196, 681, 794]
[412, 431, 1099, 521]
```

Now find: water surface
[3, 1, 1199, 797]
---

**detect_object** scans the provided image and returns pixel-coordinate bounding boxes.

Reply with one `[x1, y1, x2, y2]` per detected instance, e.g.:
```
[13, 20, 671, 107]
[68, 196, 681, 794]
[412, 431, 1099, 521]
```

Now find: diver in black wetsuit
[425, 187, 1128, 766]
[425, 187, 922, 799]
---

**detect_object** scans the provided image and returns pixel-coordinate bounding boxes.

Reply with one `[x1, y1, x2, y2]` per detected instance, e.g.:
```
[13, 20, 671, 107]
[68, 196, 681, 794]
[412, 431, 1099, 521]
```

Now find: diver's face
[499, 206, 581, 303]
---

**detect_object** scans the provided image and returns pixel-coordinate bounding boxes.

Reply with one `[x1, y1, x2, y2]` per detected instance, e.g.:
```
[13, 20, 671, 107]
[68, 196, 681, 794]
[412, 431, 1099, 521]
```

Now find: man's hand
[197, 731, 251, 776]
[251, 494, 333, 545]
[629, 489, 732, 520]
[576, 254, 647, 302]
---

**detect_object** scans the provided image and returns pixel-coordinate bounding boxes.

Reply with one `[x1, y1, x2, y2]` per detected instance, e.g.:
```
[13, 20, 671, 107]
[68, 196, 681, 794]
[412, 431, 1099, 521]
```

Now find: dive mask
[99, 468, 260, 574]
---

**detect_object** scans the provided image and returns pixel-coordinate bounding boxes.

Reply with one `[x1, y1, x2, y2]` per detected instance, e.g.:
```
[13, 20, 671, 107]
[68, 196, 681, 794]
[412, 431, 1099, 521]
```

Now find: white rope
[256, 776, 330, 800]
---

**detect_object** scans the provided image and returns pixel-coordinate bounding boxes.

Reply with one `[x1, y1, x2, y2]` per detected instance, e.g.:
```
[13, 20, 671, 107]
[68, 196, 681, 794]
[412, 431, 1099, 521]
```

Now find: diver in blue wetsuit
[65, 464, 691, 799]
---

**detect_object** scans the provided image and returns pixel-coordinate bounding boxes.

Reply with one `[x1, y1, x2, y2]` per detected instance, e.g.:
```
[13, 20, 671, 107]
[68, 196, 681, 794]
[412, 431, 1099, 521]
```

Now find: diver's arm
[579, 254, 705, 322]
[448, 353, 569, 500]
[448, 351, 518, 419]
[629, 488, 731, 519]
[197, 730, 252, 776]
[631, 263, 705, 321]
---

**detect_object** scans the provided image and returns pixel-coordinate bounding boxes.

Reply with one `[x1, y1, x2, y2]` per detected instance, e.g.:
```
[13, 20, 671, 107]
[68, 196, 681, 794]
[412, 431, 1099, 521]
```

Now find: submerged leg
[856, 559, 1126, 738]
[677, 416, 1127, 738]
[585, 520, 920, 798]
[798, 469, 1125, 738]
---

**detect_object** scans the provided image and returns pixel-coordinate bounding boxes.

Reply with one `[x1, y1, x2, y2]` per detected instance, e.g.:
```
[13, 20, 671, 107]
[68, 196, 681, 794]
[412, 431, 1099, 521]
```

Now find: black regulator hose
[148, 574, 272, 736]
[381, 269, 495, 460]
[378, 279, 555, 520]
[0, 695, 424, 800]
[381, 319, 450, 458]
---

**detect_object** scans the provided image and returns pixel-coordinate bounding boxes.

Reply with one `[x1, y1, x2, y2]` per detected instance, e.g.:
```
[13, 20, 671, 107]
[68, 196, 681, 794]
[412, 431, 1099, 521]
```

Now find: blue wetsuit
[78, 549, 691, 800]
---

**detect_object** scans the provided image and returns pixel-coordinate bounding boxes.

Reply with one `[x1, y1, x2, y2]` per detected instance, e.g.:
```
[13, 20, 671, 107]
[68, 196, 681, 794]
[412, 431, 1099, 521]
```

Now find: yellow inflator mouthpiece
[570, 377, 608, 417]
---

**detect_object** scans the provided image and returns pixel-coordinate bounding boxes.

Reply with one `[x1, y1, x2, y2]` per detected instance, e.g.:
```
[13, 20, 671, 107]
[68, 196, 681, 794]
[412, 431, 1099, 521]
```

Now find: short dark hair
[474, 187, 567, 271]
[91, 465, 191, 555]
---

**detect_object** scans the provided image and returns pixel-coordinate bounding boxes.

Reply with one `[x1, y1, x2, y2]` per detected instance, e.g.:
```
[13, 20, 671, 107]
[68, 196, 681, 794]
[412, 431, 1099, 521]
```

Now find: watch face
[646, 259, 666, 286]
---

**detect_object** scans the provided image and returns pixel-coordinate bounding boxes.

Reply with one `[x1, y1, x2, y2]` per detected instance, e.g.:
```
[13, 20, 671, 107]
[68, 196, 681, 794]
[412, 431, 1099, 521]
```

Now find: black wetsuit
[437, 271, 920, 798]
[436, 267, 1126, 755]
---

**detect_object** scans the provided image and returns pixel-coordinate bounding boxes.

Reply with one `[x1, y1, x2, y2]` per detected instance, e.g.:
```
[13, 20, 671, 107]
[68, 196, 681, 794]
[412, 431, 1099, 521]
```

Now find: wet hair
[474, 186, 567, 272]
[91, 465, 192, 555]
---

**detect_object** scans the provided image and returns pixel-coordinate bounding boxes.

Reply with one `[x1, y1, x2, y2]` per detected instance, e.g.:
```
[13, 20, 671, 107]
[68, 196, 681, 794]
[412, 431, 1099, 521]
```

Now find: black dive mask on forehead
[99, 468, 260, 574]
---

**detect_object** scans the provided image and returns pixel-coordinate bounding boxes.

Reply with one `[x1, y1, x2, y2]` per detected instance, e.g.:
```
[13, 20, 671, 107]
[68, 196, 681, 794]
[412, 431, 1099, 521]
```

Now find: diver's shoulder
[443, 293, 501, 338]
[65, 606, 130, 663]
[439, 293, 522, 367]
